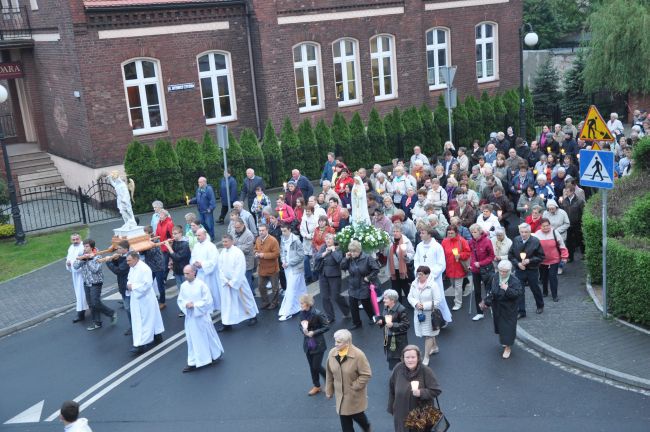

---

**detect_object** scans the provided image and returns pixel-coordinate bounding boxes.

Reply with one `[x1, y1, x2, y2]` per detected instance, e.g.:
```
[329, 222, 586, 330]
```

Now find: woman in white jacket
[408, 265, 442, 365]
[300, 205, 319, 283]
[475, 203, 501, 238]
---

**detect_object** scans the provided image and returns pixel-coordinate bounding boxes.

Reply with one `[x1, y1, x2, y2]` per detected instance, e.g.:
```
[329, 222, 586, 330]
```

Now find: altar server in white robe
[190, 228, 220, 311]
[216, 234, 259, 328]
[177, 265, 224, 372]
[126, 252, 165, 354]
[414, 225, 452, 324]
[66, 233, 88, 323]
[278, 224, 308, 321]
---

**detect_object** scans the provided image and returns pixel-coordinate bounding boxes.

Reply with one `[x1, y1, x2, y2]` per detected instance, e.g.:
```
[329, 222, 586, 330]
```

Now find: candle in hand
[449, 210, 455, 217]
[388, 171, 392, 177]
[301, 320, 309, 331]
[520, 252, 527, 261]
[452, 247, 459, 256]
[497, 210, 503, 217]
[279, 210, 284, 219]
[410, 381, 420, 391]
[283, 182, 287, 189]
[540, 193, 545, 199]
[385, 315, 393, 324]
[547, 146, 551, 153]
[185, 194, 189, 206]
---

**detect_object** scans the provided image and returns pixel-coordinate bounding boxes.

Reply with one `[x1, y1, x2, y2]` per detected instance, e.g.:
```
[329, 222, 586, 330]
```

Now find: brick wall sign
[167, 83, 195, 92]
[0, 62, 24, 79]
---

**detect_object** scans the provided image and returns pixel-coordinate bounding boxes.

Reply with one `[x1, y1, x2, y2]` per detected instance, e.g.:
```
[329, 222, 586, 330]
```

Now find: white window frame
[370, 34, 397, 101]
[197, 50, 237, 125]
[426, 27, 451, 90]
[332, 38, 362, 107]
[121, 58, 167, 136]
[292, 42, 324, 113]
[475, 22, 498, 83]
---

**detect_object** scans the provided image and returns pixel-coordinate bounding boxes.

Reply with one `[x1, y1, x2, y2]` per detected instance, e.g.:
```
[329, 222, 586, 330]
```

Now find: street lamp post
[519, 23, 538, 143]
[0, 84, 26, 245]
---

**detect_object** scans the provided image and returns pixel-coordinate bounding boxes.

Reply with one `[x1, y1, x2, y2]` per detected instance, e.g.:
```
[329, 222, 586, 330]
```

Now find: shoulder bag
[458, 239, 471, 273]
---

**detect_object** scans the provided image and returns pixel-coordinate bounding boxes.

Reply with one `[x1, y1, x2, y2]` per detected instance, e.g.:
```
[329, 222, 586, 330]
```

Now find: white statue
[351, 175, 371, 227]
[107, 170, 137, 230]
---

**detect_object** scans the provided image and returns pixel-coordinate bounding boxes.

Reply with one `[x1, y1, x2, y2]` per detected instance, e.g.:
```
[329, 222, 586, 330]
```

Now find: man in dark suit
[289, 169, 314, 199]
[509, 222, 546, 318]
[240, 168, 266, 211]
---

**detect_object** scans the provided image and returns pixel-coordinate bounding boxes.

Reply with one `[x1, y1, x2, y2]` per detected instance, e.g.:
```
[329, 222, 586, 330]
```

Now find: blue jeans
[245, 269, 254, 294]
[153, 270, 166, 304]
[199, 211, 215, 240]
[304, 255, 314, 281]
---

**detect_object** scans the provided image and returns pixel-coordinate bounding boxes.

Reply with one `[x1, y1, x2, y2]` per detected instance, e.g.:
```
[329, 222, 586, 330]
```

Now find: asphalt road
[1, 282, 649, 432]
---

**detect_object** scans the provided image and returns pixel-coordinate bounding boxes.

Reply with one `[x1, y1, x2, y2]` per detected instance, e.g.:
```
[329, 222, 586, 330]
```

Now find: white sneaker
[472, 314, 484, 321]
[452, 305, 462, 311]
[278, 314, 292, 321]
[558, 267, 564, 275]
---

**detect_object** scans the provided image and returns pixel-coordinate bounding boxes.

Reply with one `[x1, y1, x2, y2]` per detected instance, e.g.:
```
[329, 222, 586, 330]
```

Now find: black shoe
[517, 312, 526, 319]
[124, 328, 132, 336]
[350, 323, 362, 330]
[153, 334, 164, 344]
[536, 307, 544, 314]
[553, 297, 559, 302]
[130, 346, 145, 355]
[247, 317, 258, 326]
[182, 365, 197, 373]
[542, 292, 549, 298]
[73, 317, 84, 323]
[215, 323, 225, 332]
[217, 219, 225, 225]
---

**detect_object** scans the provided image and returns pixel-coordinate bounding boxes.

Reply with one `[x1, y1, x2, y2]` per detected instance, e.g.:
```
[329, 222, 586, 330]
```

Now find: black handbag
[430, 308, 445, 331]
[431, 396, 451, 432]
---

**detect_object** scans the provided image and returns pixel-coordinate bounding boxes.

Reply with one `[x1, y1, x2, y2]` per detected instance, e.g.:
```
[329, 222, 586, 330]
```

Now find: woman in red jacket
[334, 169, 354, 198]
[441, 225, 471, 312]
[534, 218, 569, 302]
[468, 223, 496, 321]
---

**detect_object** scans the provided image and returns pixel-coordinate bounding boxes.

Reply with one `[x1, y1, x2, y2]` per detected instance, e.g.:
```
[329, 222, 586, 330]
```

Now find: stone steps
[8, 150, 66, 191]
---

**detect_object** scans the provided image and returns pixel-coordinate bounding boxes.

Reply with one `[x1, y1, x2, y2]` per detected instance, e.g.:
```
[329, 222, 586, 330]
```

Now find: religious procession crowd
[63, 114, 640, 432]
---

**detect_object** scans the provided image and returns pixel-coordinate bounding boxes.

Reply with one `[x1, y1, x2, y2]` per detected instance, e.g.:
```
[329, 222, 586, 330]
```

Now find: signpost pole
[601, 189, 608, 318]
[216, 125, 231, 214]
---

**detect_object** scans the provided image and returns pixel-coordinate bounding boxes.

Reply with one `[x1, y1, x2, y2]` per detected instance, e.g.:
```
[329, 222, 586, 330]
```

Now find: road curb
[516, 325, 650, 391]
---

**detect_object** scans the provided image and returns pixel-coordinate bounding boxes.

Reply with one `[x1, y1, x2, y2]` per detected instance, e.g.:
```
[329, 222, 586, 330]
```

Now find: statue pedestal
[113, 226, 145, 238]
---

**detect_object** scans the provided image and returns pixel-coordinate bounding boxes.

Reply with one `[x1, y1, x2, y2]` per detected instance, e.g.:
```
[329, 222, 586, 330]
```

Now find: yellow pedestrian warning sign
[578, 105, 614, 142]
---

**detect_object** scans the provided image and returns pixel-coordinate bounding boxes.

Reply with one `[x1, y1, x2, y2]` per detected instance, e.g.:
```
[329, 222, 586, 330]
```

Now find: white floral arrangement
[335, 222, 391, 253]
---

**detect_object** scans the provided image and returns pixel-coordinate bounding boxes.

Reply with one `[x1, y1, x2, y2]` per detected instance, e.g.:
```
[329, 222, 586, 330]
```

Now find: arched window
[425, 28, 450, 89]
[122, 59, 166, 135]
[332, 38, 361, 106]
[475, 22, 498, 82]
[197, 51, 237, 123]
[293, 42, 324, 112]
[370, 34, 397, 101]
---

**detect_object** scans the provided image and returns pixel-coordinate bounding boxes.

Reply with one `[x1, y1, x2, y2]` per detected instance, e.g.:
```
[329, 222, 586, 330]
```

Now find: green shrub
[433, 95, 449, 157]
[503, 89, 519, 133]
[331, 112, 351, 162]
[202, 130, 222, 189]
[349, 112, 370, 170]
[367, 108, 389, 165]
[480, 91, 497, 135]
[402, 107, 423, 158]
[314, 119, 335, 164]
[226, 130, 245, 186]
[175, 138, 205, 194]
[0, 223, 14, 238]
[262, 120, 284, 186]
[297, 119, 320, 179]
[622, 193, 650, 237]
[239, 128, 267, 181]
[607, 237, 650, 325]
[419, 104, 439, 159]
[0, 178, 9, 224]
[524, 87, 536, 142]
[464, 95, 483, 144]
[632, 136, 650, 172]
[280, 117, 302, 176]
[492, 94, 507, 132]
[154, 139, 184, 206]
[130, 145, 164, 213]
[384, 107, 404, 161]
[452, 102, 469, 147]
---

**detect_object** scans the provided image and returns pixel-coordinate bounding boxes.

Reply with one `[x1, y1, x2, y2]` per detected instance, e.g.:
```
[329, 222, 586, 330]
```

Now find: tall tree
[348, 112, 370, 170]
[261, 120, 284, 186]
[175, 138, 205, 196]
[419, 104, 439, 159]
[532, 57, 561, 126]
[331, 112, 352, 164]
[523, 0, 592, 49]
[480, 91, 497, 138]
[202, 130, 222, 188]
[239, 128, 266, 181]
[367, 108, 389, 165]
[584, 0, 650, 93]
[452, 102, 470, 148]
[314, 119, 334, 163]
[384, 107, 405, 160]
[129, 144, 164, 213]
[401, 106, 424, 158]
[561, 51, 591, 121]
[464, 95, 483, 144]
[297, 119, 320, 179]
[503, 89, 521, 135]
[226, 131, 245, 186]
[154, 139, 183, 206]
[280, 117, 302, 176]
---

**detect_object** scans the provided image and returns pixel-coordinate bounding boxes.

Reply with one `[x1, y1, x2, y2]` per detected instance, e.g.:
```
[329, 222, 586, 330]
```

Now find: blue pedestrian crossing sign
[579, 149, 614, 189]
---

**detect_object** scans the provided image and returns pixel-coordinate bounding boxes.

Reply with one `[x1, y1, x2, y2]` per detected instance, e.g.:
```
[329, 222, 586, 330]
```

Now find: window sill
[374, 94, 397, 102]
[337, 100, 362, 108]
[132, 126, 168, 136]
[299, 105, 325, 114]
[477, 76, 498, 84]
[428, 84, 448, 91]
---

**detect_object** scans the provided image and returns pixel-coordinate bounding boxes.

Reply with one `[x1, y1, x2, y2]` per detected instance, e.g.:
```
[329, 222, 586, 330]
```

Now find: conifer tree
[314, 119, 335, 162]
[175, 138, 205, 196]
[154, 139, 184, 206]
[524, 87, 536, 142]
[384, 107, 405, 160]
[401, 106, 423, 158]
[480, 91, 497, 137]
[532, 57, 561, 126]
[297, 119, 320, 179]
[367, 108, 389, 165]
[561, 52, 590, 122]
[348, 112, 370, 170]
[331, 112, 352, 164]
[419, 103, 439, 158]
[433, 95, 449, 157]
[130, 144, 164, 213]
[280, 117, 302, 177]
[226, 131, 245, 186]
[452, 102, 469, 147]
[492, 94, 507, 132]
[202, 130, 222, 187]
[262, 120, 283, 186]
[124, 140, 145, 179]
[239, 128, 266, 181]
[464, 95, 483, 143]
[503, 89, 520, 134]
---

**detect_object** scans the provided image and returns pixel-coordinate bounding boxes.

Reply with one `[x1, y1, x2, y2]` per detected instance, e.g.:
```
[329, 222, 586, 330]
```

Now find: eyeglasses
[416, 272, 427, 276]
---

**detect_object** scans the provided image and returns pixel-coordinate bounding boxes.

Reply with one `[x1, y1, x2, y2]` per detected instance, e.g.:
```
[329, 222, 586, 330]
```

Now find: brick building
[0, 0, 521, 188]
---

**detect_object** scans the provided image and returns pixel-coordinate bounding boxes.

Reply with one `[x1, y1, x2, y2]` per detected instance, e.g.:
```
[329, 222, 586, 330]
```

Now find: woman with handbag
[340, 240, 381, 330]
[388, 345, 442, 432]
[468, 224, 496, 321]
[407, 266, 442, 365]
[298, 294, 330, 396]
[314, 233, 351, 323]
[376, 289, 410, 370]
[389, 225, 415, 305]
[479, 260, 524, 359]
[441, 226, 471, 312]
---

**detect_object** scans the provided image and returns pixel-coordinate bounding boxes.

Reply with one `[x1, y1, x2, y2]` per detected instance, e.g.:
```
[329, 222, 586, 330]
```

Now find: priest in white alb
[66, 232, 88, 323]
[126, 252, 165, 355]
[190, 228, 220, 312]
[216, 234, 259, 329]
[177, 265, 224, 373]
[414, 225, 452, 324]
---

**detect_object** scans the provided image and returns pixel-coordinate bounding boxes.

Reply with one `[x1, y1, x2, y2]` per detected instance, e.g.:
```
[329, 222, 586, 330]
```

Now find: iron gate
[78, 178, 120, 224]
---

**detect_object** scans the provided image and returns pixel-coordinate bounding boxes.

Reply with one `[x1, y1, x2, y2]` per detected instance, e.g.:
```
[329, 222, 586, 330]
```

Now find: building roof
[84, 0, 241, 9]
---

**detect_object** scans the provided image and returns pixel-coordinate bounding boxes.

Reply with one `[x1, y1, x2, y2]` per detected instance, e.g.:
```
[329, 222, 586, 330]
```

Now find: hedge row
[607, 237, 650, 325]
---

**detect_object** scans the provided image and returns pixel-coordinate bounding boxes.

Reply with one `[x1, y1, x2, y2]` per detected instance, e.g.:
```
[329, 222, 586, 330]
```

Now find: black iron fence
[0, 113, 16, 138]
[0, 179, 120, 233]
[0, 6, 31, 40]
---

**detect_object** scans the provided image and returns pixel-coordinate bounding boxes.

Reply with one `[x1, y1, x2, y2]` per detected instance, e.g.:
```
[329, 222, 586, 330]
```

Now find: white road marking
[4, 400, 44, 424]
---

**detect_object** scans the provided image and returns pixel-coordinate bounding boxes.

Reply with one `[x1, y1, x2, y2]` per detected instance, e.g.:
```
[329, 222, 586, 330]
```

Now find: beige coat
[325, 344, 372, 415]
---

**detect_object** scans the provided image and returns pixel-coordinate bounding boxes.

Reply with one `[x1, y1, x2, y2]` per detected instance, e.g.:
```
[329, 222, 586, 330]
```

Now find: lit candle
[301, 320, 309, 331]
[385, 315, 393, 325]
[577, 154, 580, 160]
[411, 381, 420, 391]
[497, 210, 503, 217]
[561, 148, 566, 154]
[540, 193, 545, 199]
[559, 197, 564, 204]
[547, 146, 551, 153]
[449, 210, 455, 217]
[533, 169, 538, 175]
[279, 210, 284, 219]
[185, 194, 189, 206]
[416, 172, 421, 179]
[452, 247, 459, 256]
[283, 182, 287, 189]
[551, 182, 555, 188]
[388, 171, 392, 177]
[520, 252, 527, 261]
[449, 173, 455, 179]
[524, 204, 529, 210]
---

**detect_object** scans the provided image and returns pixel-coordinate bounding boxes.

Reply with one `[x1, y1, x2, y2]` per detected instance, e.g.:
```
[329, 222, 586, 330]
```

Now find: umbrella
[369, 283, 380, 316]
